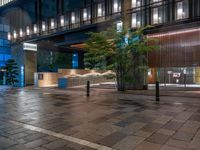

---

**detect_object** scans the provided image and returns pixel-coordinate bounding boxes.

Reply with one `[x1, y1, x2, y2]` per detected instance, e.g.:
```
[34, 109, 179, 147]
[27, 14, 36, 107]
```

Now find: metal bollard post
[87, 81, 90, 97]
[156, 81, 160, 102]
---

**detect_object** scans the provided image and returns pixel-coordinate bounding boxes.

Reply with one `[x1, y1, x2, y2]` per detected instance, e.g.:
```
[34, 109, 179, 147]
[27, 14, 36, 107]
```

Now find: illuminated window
[50, 18, 55, 29]
[175, 0, 189, 20]
[42, 21, 46, 32]
[132, 12, 141, 28]
[97, 3, 104, 17]
[83, 8, 91, 21]
[113, 0, 121, 13]
[71, 12, 76, 24]
[60, 16, 65, 27]
[33, 24, 38, 34]
[132, 0, 142, 8]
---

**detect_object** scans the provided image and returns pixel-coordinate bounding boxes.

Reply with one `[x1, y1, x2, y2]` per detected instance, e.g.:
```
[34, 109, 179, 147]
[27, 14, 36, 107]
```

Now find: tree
[84, 26, 158, 91]
[5, 59, 19, 86]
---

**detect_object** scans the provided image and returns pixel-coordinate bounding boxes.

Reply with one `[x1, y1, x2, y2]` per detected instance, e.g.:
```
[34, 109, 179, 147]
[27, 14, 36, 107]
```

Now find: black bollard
[87, 81, 90, 97]
[156, 81, 160, 102]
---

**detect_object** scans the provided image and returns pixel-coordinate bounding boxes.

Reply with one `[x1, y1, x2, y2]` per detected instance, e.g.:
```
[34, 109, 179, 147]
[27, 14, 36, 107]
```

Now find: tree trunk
[116, 64, 126, 91]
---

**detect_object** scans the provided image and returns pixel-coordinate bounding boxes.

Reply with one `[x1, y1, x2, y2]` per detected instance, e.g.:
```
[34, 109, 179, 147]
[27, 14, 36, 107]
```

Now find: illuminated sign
[173, 73, 181, 78]
[23, 43, 37, 51]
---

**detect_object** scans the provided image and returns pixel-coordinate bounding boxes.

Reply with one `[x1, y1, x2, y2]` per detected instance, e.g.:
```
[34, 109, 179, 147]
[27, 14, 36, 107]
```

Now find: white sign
[173, 73, 181, 78]
[23, 43, 37, 51]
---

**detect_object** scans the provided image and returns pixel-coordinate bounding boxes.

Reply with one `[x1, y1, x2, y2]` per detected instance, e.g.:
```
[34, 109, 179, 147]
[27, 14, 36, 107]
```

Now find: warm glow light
[19, 28, 23, 37]
[26, 26, 30, 35]
[60, 16, 65, 27]
[42, 21, 46, 31]
[113, 0, 118, 13]
[13, 30, 17, 39]
[153, 8, 159, 24]
[51, 19, 55, 29]
[8, 32, 11, 40]
[147, 28, 200, 38]
[34, 24, 37, 33]
[98, 4, 103, 17]
[83, 8, 87, 21]
[71, 12, 75, 24]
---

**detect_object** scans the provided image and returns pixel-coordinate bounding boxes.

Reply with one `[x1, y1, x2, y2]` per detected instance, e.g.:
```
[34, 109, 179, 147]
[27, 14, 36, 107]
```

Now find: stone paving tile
[0, 137, 17, 149]
[4, 144, 32, 150]
[146, 133, 171, 145]
[173, 130, 195, 141]
[42, 139, 70, 150]
[161, 145, 184, 150]
[157, 128, 176, 136]
[163, 121, 183, 131]
[25, 139, 50, 148]
[1, 87, 200, 150]
[113, 135, 145, 150]
[166, 139, 189, 149]
[189, 114, 200, 122]
[97, 131, 127, 147]
[133, 141, 162, 150]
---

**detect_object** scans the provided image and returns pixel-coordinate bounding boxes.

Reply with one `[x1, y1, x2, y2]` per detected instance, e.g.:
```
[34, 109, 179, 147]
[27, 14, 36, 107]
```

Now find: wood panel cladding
[148, 28, 200, 68]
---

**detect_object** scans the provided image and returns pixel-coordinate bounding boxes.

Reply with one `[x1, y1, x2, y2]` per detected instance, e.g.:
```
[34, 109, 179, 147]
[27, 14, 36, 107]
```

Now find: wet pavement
[0, 86, 200, 150]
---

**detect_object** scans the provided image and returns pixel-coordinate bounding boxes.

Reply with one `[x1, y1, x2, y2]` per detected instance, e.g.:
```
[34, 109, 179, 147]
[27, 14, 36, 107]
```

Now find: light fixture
[113, 0, 118, 13]
[132, 13, 137, 28]
[13, 30, 17, 39]
[50, 19, 55, 29]
[33, 24, 38, 34]
[19, 28, 23, 37]
[71, 12, 75, 24]
[8, 32, 11, 40]
[42, 21, 46, 32]
[60, 16, 65, 27]
[83, 8, 87, 21]
[98, 4, 102, 17]
[26, 26, 30, 35]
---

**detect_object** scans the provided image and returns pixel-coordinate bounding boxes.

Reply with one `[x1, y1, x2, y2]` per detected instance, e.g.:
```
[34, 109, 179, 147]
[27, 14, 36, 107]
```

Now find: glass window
[72, 53, 79, 69]
[132, 0, 143, 8]
[113, 0, 121, 13]
[0, 39, 3, 46]
[131, 11, 144, 28]
[4, 54, 11, 61]
[175, 0, 189, 20]
[151, 5, 167, 24]
[82, 7, 91, 22]
[97, 3, 105, 17]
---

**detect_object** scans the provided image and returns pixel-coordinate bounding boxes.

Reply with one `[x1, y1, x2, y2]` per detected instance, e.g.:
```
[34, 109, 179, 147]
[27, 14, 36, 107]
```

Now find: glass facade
[175, 0, 189, 20]
[0, 18, 11, 67]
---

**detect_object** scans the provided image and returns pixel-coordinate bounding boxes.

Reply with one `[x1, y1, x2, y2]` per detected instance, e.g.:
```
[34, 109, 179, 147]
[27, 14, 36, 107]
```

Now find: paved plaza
[0, 86, 200, 150]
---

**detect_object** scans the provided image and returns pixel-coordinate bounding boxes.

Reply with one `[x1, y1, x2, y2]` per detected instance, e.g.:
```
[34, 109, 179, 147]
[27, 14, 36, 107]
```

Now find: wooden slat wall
[148, 29, 200, 68]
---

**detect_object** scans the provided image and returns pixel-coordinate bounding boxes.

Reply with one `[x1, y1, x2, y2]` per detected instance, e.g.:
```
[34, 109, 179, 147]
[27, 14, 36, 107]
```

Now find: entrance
[148, 67, 200, 87]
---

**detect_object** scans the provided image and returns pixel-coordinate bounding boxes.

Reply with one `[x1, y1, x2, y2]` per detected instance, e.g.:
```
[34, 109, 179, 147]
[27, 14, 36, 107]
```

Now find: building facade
[0, 0, 200, 86]
[0, 17, 11, 85]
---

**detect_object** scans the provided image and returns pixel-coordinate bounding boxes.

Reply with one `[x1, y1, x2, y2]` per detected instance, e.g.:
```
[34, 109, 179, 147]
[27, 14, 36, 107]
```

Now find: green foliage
[5, 59, 19, 86]
[85, 25, 158, 91]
